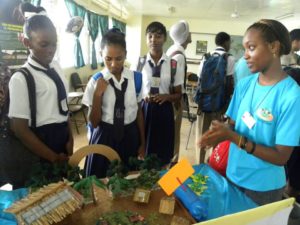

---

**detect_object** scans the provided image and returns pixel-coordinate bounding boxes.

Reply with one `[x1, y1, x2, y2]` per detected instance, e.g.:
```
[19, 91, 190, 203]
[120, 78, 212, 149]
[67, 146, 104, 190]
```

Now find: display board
[0, 0, 23, 32]
[0, 0, 27, 66]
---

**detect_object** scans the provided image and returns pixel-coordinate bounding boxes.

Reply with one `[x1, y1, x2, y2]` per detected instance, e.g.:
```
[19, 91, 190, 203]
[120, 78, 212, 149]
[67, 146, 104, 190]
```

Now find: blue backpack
[194, 52, 228, 112]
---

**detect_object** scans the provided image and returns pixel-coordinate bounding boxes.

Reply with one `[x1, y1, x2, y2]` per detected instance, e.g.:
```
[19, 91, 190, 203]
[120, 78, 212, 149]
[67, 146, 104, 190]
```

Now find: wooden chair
[69, 144, 121, 167]
[70, 72, 86, 92]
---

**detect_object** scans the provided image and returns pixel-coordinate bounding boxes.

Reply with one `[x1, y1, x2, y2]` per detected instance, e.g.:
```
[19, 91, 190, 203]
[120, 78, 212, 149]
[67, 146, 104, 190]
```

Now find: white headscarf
[169, 20, 190, 45]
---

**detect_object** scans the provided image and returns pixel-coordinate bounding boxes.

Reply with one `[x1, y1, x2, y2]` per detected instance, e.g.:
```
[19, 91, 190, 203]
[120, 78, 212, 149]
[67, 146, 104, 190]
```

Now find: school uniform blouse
[166, 44, 186, 93]
[8, 57, 69, 127]
[82, 67, 141, 125]
[140, 53, 183, 99]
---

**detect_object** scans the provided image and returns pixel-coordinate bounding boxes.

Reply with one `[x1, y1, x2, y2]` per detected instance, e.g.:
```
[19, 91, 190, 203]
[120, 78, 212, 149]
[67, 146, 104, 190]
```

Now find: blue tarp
[0, 188, 28, 225]
[173, 164, 258, 222]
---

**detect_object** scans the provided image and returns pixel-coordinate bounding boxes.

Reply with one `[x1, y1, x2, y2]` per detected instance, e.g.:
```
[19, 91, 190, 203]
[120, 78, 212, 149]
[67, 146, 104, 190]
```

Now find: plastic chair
[182, 93, 197, 150]
[68, 144, 121, 167]
[70, 72, 86, 92]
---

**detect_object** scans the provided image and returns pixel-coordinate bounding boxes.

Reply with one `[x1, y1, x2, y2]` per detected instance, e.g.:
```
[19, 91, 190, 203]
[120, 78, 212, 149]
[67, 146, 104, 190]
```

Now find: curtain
[112, 18, 126, 34]
[98, 15, 109, 37]
[64, 0, 86, 68]
[98, 15, 109, 66]
[87, 11, 98, 69]
[30, 0, 41, 6]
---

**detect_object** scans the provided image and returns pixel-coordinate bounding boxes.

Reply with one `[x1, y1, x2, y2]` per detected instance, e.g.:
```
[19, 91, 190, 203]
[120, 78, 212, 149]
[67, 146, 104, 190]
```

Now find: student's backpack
[0, 66, 39, 188]
[194, 52, 228, 112]
[136, 55, 178, 93]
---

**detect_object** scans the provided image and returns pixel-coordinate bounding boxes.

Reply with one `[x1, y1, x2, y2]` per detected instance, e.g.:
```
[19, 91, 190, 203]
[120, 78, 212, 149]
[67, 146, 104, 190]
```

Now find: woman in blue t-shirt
[199, 19, 300, 206]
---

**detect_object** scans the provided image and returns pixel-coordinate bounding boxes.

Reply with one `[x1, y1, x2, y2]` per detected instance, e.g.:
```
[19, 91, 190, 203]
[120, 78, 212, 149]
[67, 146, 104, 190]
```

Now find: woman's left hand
[152, 94, 169, 104]
[199, 120, 232, 148]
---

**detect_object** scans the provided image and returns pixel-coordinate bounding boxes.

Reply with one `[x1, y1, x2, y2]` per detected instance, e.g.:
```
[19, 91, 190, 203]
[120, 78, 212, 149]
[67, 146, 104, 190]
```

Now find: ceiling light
[231, 11, 239, 18]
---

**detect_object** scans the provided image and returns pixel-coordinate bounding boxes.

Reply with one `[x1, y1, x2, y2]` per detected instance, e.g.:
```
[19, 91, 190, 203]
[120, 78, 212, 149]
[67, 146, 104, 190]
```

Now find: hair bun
[108, 27, 125, 37]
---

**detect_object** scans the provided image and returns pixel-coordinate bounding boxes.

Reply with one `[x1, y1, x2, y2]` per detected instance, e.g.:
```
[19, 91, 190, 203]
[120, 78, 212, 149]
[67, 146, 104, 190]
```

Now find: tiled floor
[71, 112, 199, 166]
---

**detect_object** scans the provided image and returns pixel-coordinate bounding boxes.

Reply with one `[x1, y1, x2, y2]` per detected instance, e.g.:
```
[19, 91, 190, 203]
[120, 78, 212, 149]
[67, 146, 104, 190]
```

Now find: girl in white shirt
[83, 29, 145, 178]
[140, 22, 182, 165]
[9, 15, 73, 172]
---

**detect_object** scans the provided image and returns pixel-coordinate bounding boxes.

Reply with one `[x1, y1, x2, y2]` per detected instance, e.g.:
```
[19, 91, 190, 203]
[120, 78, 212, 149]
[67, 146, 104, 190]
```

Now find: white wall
[125, 15, 251, 73]
[125, 15, 143, 68]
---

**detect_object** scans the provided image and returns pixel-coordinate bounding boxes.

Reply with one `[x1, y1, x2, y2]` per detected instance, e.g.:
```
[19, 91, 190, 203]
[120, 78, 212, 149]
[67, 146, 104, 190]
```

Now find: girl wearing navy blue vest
[82, 29, 145, 178]
[9, 16, 73, 165]
[140, 22, 183, 166]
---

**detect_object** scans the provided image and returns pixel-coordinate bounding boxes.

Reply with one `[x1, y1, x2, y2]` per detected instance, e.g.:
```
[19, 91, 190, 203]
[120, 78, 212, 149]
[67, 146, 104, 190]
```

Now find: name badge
[242, 111, 256, 129]
[256, 108, 273, 122]
[151, 77, 160, 88]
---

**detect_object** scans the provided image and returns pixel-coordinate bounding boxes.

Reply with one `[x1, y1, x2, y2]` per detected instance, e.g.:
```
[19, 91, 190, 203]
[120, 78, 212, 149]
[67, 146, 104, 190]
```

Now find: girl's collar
[29, 56, 51, 70]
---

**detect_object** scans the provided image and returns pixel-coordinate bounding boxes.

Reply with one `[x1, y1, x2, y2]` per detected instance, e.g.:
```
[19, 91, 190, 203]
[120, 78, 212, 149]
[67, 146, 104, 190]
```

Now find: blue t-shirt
[226, 74, 300, 191]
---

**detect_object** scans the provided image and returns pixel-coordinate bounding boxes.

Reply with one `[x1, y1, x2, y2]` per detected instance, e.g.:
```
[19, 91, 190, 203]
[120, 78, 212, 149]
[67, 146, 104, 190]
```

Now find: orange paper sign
[158, 158, 194, 196]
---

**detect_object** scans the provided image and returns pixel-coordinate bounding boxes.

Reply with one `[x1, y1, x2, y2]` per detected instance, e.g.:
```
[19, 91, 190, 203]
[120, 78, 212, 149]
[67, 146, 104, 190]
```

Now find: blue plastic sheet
[173, 164, 258, 222]
[0, 188, 28, 225]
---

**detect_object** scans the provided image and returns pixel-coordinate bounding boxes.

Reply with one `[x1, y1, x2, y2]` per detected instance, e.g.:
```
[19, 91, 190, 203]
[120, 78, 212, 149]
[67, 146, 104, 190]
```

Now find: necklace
[249, 76, 281, 115]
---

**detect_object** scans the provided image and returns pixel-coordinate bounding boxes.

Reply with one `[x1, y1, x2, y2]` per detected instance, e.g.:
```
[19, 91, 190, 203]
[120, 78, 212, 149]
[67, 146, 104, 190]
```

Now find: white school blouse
[8, 57, 69, 127]
[82, 67, 141, 125]
[166, 44, 187, 93]
[140, 53, 183, 99]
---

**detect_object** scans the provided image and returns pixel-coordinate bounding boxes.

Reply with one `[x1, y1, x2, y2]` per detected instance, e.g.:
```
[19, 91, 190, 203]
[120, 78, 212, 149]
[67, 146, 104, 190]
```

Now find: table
[56, 187, 195, 225]
[68, 92, 84, 99]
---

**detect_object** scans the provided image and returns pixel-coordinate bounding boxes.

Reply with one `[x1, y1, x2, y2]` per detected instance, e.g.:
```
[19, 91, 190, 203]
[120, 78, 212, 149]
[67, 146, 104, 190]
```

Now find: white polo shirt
[140, 52, 183, 99]
[82, 67, 140, 125]
[197, 46, 235, 77]
[166, 44, 186, 93]
[8, 57, 69, 127]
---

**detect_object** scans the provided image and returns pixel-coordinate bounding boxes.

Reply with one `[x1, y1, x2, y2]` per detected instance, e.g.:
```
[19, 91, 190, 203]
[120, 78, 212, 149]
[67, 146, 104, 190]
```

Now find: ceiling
[117, 0, 300, 27]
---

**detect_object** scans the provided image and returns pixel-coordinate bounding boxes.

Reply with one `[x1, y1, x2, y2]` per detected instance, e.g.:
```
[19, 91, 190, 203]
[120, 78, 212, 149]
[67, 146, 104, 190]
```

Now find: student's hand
[95, 78, 108, 97]
[152, 94, 169, 104]
[137, 145, 145, 159]
[198, 120, 231, 148]
[65, 137, 74, 156]
[54, 153, 69, 162]
[144, 96, 151, 103]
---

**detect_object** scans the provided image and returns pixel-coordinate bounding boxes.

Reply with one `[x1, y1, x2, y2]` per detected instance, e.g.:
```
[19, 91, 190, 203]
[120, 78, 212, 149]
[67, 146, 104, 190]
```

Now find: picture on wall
[196, 40, 208, 55]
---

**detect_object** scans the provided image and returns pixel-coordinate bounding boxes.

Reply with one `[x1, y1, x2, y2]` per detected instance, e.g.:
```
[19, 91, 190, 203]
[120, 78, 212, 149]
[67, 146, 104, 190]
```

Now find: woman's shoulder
[280, 76, 300, 98]
[236, 74, 258, 90]
[122, 67, 136, 79]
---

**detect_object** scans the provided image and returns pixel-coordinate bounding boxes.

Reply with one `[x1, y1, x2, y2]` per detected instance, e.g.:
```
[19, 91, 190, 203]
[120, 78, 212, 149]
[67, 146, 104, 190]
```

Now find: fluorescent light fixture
[276, 13, 294, 20]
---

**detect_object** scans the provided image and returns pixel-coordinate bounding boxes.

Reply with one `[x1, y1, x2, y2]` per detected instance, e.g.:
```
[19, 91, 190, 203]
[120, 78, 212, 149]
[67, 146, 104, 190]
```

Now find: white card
[151, 77, 160, 88]
[242, 111, 256, 129]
